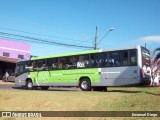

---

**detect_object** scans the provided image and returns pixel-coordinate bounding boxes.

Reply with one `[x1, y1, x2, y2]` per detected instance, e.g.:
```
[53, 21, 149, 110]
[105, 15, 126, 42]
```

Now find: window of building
[3, 52, 10, 57]
[18, 54, 24, 59]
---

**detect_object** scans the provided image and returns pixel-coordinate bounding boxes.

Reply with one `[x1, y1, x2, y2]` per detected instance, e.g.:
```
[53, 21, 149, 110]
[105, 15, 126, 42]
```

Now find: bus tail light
[140, 68, 143, 77]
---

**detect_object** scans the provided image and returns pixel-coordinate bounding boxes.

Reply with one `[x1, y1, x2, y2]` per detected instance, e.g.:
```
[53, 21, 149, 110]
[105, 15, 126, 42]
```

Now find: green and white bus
[15, 46, 151, 91]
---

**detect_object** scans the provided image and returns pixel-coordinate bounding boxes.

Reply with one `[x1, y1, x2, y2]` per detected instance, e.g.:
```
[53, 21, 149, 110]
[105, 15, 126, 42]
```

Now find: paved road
[0, 80, 80, 91]
[0, 80, 15, 90]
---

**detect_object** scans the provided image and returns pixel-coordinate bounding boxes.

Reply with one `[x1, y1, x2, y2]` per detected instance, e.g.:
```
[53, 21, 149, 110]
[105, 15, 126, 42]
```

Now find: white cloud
[139, 35, 160, 43]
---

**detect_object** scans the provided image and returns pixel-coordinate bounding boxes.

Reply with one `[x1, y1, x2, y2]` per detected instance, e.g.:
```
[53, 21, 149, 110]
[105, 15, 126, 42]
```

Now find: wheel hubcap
[81, 81, 88, 89]
[28, 82, 32, 88]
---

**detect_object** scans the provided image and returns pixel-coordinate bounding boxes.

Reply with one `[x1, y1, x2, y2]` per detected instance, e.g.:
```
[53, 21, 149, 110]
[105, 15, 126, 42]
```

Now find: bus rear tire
[79, 78, 91, 91]
[41, 86, 49, 90]
[26, 80, 33, 90]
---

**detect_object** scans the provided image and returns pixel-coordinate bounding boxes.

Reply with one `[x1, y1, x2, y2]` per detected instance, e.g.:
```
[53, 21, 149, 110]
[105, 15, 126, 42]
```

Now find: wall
[0, 38, 31, 59]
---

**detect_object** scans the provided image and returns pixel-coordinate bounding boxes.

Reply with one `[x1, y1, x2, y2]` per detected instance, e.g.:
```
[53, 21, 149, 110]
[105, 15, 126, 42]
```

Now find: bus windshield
[15, 62, 25, 76]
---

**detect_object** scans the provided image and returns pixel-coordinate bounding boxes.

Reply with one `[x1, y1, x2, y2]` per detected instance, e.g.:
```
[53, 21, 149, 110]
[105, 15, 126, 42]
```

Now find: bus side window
[89, 54, 95, 68]
[77, 56, 85, 68]
[69, 56, 78, 69]
[93, 53, 100, 67]
[58, 61, 62, 69]
[108, 52, 121, 67]
[84, 55, 89, 68]
[108, 53, 113, 67]
[35, 60, 44, 71]
[57, 58, 64, 69]
[61, 57, 70, 69]
[32, 61, 37, 71]
[91, 53, 106, 68]
[46, 58, 58, 70]
[25, 61, 33, 71]
[46, 59, 50, 70]
[100, 53, 106, 67]
[76, 55, 89, 68]
[130, 50, 137, 66]
[16, 62, 25, 74]
[121, 51, 129, 66]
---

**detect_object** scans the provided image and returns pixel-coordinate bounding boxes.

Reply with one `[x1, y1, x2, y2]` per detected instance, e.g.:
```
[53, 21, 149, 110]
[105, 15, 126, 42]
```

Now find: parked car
[8, 74, 15, 82]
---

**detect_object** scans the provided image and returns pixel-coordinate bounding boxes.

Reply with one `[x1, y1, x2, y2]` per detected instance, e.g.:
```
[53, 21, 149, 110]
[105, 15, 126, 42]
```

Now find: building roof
[0, 56, 19, 63]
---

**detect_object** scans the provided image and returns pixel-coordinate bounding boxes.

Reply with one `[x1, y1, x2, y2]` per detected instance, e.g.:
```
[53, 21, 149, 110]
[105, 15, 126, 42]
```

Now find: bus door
[129, 49, 138, 84]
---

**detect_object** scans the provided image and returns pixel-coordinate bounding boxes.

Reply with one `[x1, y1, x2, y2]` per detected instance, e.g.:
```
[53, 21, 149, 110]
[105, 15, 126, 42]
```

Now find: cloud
[139, 35, 160, 43]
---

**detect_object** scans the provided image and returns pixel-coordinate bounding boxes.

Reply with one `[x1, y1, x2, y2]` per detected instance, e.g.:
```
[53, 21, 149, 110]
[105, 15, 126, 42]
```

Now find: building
[0, 38, 31, 79]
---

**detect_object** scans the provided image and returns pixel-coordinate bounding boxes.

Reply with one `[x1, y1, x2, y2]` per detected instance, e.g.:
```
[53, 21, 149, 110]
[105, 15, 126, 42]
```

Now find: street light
[83, 27, 114, 50]
[97, 28, 114, 45]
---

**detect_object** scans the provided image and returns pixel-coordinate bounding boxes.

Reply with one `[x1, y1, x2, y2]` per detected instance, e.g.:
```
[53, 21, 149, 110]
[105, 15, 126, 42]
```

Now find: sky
[0, 0, 159, 56]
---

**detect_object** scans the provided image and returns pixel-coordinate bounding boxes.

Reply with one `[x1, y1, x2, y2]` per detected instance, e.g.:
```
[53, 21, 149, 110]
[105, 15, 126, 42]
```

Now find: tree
[154, 47, 160, 60]
[151, 46, 160, 85]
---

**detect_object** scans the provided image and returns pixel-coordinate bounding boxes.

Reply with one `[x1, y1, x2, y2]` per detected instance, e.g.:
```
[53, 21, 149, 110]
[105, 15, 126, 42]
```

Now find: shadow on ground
[12, 86, 80, 92]
[12, 86, 143, 93]
[145, 91, 160, 96]
[107, 90, 141, 93]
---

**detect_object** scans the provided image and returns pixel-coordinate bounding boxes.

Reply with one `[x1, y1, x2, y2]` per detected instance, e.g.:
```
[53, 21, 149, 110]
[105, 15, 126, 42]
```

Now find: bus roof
[17, 58, 30, 62]
[31, 49, 100, 60]
[30, 45, 141, 61]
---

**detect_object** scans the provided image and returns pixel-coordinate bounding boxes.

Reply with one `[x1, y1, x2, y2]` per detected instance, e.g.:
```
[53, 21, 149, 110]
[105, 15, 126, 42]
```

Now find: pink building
[0, 38, 31, 79]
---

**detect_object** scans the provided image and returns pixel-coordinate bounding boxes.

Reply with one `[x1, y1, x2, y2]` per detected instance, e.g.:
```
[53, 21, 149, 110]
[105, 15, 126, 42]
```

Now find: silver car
[8, 74, 15, 82]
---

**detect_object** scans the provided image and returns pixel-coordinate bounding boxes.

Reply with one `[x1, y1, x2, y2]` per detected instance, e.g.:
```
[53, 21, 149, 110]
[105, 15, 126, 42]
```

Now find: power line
[0, 35, 90, 55]
[0, 35, 49, 45]
[0, 26, 92, 43]
[0, 31, 93, 49]
[0, 16, 92, 44]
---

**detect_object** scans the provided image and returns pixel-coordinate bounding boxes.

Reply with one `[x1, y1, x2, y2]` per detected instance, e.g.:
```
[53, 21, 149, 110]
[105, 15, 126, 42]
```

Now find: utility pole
[145, 43, 146, 48]
[94, 26, 98, 50]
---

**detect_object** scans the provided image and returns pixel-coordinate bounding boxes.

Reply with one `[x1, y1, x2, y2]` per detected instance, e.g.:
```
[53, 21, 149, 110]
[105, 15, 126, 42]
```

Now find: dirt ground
[0, 80, 14, 85]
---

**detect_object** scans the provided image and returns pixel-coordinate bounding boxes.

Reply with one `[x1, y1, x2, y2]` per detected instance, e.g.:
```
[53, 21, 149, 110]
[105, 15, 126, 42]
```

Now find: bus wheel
[41, 86, 49, 90]
[79, 78, 91, 91]
[26, 80, 33, 90]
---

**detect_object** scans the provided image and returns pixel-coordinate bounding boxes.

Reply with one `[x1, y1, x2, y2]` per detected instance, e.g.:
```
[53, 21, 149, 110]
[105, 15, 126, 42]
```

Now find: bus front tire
[79, 78, 91, 91]
[26, 80, 33, 90]
[41, 86, 49, 90]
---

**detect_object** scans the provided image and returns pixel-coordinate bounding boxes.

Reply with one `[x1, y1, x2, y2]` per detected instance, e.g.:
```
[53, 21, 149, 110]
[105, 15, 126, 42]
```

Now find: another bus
[15, 46, 151, 91]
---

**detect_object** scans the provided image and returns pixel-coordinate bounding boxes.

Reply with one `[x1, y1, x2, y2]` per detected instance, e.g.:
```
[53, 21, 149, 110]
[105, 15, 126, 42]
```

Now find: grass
[0, 86, 160, 120]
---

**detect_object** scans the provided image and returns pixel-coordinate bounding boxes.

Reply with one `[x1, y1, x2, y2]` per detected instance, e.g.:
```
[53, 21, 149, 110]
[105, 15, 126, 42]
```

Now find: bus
[15, 46, 151, 91]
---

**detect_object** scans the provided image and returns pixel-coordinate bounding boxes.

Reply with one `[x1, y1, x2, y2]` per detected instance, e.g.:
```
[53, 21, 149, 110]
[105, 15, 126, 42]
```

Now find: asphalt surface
[0, 80, 80, 91]
[0, 80, 15, 90]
